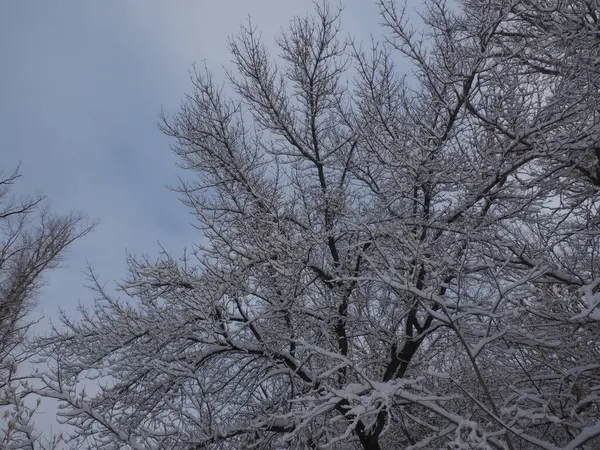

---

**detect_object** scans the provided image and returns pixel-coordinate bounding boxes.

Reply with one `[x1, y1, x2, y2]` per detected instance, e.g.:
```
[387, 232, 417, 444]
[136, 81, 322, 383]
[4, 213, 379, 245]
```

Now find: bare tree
[0, 166, 91, 449]
[32, 1, 600, 449]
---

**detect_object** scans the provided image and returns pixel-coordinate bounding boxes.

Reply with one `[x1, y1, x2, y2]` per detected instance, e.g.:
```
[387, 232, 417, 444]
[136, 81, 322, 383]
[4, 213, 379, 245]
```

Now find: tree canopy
[30, 1, 600, 448]
[1, 166, 90, 449]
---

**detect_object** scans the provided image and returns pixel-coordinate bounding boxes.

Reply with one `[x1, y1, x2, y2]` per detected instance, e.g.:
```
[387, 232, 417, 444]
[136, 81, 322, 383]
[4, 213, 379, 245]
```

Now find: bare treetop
[1, 165, 92, 449]
[31, 1, 600, 449]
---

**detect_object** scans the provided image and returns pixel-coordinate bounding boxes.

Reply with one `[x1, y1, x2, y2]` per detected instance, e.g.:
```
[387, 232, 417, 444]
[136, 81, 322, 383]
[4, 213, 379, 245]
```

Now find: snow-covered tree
[34, 1, 600, 448]
[0, 166, 91, 449]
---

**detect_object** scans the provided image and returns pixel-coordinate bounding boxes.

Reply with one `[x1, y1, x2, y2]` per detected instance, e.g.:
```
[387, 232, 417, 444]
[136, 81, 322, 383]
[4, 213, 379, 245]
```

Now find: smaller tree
[0, 165, 91, 449]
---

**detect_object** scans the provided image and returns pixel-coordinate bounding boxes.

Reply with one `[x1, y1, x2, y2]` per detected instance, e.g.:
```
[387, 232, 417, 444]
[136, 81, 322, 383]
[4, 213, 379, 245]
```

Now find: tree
[33, 0, 600, 448]
[0, 166, 91, 449]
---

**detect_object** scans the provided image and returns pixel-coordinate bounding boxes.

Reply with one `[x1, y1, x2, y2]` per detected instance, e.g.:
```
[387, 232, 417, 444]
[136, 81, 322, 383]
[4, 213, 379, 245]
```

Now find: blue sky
[0, 0, 402, 442]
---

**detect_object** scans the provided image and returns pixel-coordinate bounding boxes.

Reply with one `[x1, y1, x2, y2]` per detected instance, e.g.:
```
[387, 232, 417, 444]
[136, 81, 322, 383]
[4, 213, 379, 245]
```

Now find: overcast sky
[0, 0, 389, 323]
[0, 0, 399, 441]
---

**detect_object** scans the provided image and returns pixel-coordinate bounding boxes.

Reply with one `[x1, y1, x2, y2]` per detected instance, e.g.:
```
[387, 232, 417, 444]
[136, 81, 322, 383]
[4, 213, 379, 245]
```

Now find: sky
[0, 0, 389, 326]
[0, 0, 398, 443]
